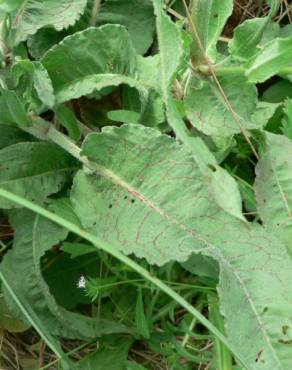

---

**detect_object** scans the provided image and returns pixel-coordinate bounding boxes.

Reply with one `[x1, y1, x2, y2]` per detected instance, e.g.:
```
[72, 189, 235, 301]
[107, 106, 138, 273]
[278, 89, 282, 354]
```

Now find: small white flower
[77, 275, 86, 289]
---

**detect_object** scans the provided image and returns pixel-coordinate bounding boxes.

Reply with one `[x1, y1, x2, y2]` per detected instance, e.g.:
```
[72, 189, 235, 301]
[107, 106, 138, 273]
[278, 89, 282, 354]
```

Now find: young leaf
[1, 210, 130, 339]
[246, 37, 292, 83]
[255, 132, 292, 254]
[190, 0, 233, 62]
[0, 142, 77, 208]
[10, 0, 87, 45]
[41, 25, 154, 105]
[71, 124, 292, 369]
[185, 75, 258, 137]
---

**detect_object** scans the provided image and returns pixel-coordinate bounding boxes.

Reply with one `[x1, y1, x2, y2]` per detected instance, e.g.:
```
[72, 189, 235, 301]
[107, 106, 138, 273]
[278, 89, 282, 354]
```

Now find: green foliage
[1, 1, 292, 369]
[9, 0, 87, 45]
[190, 0, 233, 62]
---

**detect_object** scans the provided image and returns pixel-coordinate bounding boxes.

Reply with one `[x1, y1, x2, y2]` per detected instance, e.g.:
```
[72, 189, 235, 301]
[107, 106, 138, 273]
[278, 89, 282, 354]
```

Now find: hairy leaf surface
[255, 133, 292, 254]
[185, 75, 258, 137]
[246, 37, 292, 83]
[71, 124, 292, 369]
[11, 0, 87, 44]
[42, 25, 155, 105]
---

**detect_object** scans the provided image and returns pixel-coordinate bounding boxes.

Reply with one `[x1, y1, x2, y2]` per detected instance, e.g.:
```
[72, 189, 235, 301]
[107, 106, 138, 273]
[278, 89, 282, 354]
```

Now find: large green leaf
[185, 75, 258, 137]
[0, 142, 77, 208]
[98, 0, 155, 55]
[41, 25, 155, 105]
[10, 0, 87, 44]
[255, 133, 292, 254]
[1, 210, 130, 340]
[27, 0, 155, 59]
[246, 37, 292, 83]
[71, 124, 292, 369]
[190, 0, 233, 62]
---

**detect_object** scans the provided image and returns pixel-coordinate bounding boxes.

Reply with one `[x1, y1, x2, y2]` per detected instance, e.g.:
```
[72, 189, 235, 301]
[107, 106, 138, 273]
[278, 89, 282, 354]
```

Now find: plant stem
[90, 0, 102, 27]
[194, 64, 292, 77]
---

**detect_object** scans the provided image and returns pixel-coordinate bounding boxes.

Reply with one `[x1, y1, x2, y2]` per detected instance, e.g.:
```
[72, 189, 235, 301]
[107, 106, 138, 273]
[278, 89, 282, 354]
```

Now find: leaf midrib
[87, 158, 281, 367]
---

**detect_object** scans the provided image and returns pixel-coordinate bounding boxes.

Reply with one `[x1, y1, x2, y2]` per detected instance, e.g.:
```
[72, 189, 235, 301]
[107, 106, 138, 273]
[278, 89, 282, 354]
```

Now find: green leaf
[152, 0, 244, 221]
[251, 101, 280, 128]
[0, 124, 33, 150]
[42, 25, 154, 105]
[281, 99, 292, 140]
[208, 165, 245, 222]
[0, 212, 75, 370]
[0, 142, 77, 208]
[255, 132, 292, 254]
[61, 242, 96, 259]
[98, 0, 155, 55]
[1, 210, 130, 340]
[246, 37, 292, 83]
[71, 124, 292, 368]
[185, 75, 258, 137]
[229, 17, 270, 60]
[0, 296, 30, 333]
[0, 89, 29, 126]
[10, 0, 87, 44]
[152, 0, 217, 168]
[76, 337, 133, 370]
[190, 0, 233, 62]
[107, 109, 140, 124]
[56, 104, 81, 140]
[0, 0, 21, 13]
[262, 79, 292, 103]
[135, 289, 150, 339]
[12, 60, 55, 112]
[27, 28, 67, 60]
